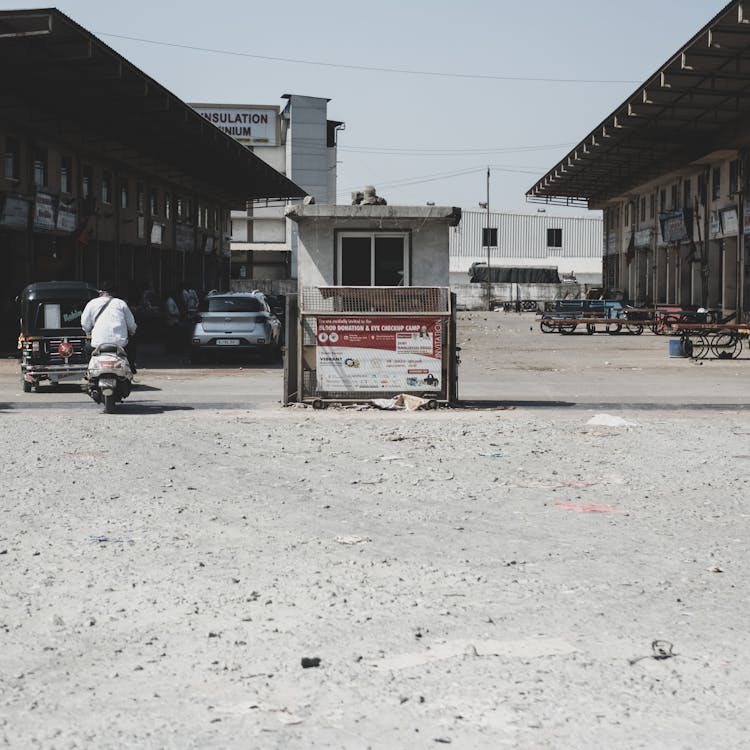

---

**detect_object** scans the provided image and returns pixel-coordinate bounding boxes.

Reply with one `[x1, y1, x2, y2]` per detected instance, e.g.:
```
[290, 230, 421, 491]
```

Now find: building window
[640, 196, 646, 223]
[683, 178, 692, 211]
[101, 170, 113, 204]
[136, 181, 145, 212]
[649, 194, 655, 219]
[659, 189, 666, 213]
[176, 196, 183, 220]
[697, 173, 707, 204]
[3, 136, 19, 180]
[164, 192, 171, 220]
[82, 165, 92, 200]
[150, 188, 159, 216]
[547, 228, 562, 248]
[712, 166, 721, 201]
[671, 183, 679, 209]
[33, 147, 47, 188]
[120, 179, 129, 209]
[729, 159, 739, 196]
[60, 156, 73, 194]
[337, 233, 409, 286]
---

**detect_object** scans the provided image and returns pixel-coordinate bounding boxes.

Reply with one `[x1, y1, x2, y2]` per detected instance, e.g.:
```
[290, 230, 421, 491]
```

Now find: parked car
[190, 290, 282, 363]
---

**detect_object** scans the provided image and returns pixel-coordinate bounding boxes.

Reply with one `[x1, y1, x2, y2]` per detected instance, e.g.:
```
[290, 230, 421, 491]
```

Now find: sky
[1, 1, 731, 214]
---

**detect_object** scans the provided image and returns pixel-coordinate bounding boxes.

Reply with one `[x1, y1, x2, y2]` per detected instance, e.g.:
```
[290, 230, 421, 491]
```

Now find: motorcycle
[86, 343, 133, 413]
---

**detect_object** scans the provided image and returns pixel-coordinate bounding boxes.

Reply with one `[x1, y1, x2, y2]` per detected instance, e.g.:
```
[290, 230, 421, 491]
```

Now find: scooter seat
[94, 343, 124, 355]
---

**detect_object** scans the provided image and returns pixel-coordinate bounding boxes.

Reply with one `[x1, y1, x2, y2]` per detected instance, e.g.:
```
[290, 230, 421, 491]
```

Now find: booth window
[338, 233, 409, 286]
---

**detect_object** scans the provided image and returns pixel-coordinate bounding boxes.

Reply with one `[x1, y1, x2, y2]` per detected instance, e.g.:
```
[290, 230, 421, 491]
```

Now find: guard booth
[284, 286, 458, 407]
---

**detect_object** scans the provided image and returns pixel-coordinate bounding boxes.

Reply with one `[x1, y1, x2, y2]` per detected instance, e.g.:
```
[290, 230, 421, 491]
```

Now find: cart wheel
[586, 323, 595, 335]
[540, 319, 554, 333]
[23, 379, 32, 393]
[691, 334, 709, 359]
[426, 399, 438, 410]
[627, 324, 644, 335]
[312, 399, 325, 410]
[559, 323, 577, 335]
[521, 300, 537, 312]
[606, 323, 622, 335]
[710, 330, 742, 359]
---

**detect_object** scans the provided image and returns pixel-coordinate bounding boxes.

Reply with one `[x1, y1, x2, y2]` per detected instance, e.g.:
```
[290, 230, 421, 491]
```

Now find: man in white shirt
[81, 281, 138, 370]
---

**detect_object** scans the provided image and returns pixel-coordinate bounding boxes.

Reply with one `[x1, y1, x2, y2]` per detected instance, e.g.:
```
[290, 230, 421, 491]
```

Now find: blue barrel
[669, 339, 686, 357]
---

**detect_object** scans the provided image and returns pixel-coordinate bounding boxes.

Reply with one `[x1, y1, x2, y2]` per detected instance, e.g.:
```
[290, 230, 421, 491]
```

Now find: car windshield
[205, 297, 264, 313]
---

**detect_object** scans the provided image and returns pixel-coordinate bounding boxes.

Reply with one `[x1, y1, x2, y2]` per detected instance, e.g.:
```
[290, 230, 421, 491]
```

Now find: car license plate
[216, 339, 240, 346]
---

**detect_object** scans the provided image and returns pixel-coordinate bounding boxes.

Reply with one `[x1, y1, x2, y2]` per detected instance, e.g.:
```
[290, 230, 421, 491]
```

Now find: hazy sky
[2, 1, 729, 213]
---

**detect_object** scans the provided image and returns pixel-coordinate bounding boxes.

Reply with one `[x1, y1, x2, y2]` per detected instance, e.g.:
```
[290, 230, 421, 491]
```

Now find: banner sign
[0, 194, 30, 228]
[743, 203, 750, 235]
[150, 222, 164, 245]
[33, 192, 56, 230]
[316, 316, 443, 392]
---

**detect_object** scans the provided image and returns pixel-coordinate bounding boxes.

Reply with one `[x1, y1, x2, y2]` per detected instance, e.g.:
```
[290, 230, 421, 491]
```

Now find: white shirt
[81, 294, 137, 348]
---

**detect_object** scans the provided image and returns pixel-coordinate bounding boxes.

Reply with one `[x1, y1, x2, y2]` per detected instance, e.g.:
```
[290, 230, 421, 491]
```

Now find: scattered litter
[335, 535, 370, 545]
[554, 501, 619, 514]
[587, 414, 637, 427]
[628, 640, 676, 666]
[300, 657, 321, 669]
[708, 565, 724, 573]
[87, 534, 132, 544]
[478, 451, 503, 457]
[371, 394, 431, 411]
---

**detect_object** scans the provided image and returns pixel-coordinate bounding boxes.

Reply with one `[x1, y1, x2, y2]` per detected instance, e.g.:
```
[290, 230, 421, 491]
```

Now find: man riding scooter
[80, 280, 137, 371]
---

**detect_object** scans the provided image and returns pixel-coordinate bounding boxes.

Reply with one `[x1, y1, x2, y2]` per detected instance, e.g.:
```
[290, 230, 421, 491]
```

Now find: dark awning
[527, 1, 750, 208]
[0, 8, 306, 207]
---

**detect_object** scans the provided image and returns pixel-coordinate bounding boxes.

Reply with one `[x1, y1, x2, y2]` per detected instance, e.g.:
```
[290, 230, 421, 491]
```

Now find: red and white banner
[316, 316, 443, 392]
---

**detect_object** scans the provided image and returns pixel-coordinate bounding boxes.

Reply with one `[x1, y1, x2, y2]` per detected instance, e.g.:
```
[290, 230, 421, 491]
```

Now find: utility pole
[480, 167, 492, 310]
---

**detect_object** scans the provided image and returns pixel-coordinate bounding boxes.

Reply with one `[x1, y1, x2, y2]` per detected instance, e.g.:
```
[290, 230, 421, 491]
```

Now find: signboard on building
[176, 223, 195, 253]
[634, 228, 653, 248]
[150, 222, 164, 246]
[190, 103, 280, 147]
[315, 316, 443, 392]
[743, 203, 750, 235]
[710, 210, 722, 238]
[658, 209, 692, 243]
[56, 200, 77, 232]
[33, 192, 56, 230]
[721, 207, 739, 235]
[1, 194, 30, 228]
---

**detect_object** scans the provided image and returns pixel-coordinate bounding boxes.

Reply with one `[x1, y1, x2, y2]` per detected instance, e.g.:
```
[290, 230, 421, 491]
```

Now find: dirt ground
[2, 313, 750, 749]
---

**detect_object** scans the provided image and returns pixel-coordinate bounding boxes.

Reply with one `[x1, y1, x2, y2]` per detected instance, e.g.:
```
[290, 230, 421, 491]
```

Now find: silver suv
[190, 291, 282, 363]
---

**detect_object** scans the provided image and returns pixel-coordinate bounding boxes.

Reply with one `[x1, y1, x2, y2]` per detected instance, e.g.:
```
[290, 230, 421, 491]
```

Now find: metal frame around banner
[294, 286, 457, 408]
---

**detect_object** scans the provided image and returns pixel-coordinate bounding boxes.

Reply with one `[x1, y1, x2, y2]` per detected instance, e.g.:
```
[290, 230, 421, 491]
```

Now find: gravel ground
[2, 313, 750, 749]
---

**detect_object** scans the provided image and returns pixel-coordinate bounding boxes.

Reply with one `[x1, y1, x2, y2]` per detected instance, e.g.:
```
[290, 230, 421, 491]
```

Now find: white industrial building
[449, 209, 603, 287]
[191, 94, 343, 289]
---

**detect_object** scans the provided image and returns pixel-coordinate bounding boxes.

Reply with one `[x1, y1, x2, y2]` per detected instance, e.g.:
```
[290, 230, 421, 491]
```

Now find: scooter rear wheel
[104, 393, 116, 413]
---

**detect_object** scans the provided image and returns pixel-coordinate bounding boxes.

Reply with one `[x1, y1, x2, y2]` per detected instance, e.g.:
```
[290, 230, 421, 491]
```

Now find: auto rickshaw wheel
[22, 379, 32, 393]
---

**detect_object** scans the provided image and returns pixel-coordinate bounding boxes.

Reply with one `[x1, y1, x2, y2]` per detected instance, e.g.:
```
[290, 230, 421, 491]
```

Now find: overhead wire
[96, 31, 640, 85]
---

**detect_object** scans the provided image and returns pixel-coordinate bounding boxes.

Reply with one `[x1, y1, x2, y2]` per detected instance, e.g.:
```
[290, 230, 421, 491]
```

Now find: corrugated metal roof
[0, 8, 306, 206]
[527, 1, 750, 208]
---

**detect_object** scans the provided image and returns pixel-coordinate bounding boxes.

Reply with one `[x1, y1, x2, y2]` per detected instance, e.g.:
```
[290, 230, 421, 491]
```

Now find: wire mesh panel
[300, 286, 451, 314]
[295, 287, 455, 404]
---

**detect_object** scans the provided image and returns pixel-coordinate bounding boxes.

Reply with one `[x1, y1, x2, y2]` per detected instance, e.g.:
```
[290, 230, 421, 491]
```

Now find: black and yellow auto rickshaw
[17, 281, 99, 392]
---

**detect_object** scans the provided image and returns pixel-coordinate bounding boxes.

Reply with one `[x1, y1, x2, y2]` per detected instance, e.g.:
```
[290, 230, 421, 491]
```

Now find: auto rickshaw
[17, 281, 99, 392]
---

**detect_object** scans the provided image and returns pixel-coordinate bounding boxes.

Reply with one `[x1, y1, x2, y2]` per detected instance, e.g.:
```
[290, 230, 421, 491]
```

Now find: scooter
[86, 344, 133, 413]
